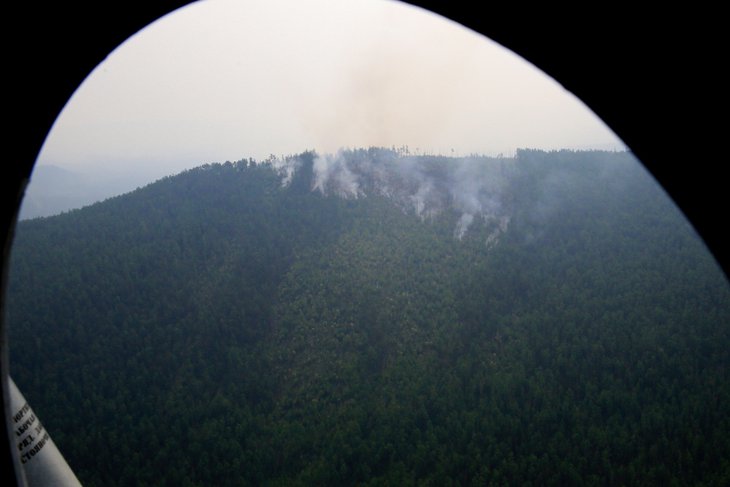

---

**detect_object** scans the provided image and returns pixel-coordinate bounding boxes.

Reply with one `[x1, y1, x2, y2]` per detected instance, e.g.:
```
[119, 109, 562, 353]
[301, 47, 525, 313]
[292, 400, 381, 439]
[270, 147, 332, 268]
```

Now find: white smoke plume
[454, 213, 475, 240]
[312, 151, 362, 198]
[268, 147, 513, 242]
[269, 154, 301, 187]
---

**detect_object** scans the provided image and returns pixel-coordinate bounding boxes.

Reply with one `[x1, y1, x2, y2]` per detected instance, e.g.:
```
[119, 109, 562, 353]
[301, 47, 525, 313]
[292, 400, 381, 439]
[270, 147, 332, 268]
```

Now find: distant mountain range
[19, 164, 169, 220]
[8, 149, 730, 486]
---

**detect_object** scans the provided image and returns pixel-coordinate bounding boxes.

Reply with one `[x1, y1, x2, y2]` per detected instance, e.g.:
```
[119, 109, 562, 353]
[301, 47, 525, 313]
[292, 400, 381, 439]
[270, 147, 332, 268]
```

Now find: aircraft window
[6, 1, 729, 486]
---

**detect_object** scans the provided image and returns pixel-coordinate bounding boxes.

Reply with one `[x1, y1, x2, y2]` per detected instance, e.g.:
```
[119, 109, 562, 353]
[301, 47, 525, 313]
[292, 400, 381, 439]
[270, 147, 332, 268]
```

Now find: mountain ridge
[8, 148, 730, 486]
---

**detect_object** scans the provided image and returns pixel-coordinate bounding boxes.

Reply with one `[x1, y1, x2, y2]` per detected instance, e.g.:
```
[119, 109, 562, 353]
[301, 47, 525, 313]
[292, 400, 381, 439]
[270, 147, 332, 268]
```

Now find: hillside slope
[8, 149, 730, 486]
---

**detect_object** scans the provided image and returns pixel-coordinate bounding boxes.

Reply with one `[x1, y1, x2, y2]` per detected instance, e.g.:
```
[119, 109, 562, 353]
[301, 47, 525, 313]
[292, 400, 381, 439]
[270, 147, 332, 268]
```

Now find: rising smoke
[270, 148, 513, 242]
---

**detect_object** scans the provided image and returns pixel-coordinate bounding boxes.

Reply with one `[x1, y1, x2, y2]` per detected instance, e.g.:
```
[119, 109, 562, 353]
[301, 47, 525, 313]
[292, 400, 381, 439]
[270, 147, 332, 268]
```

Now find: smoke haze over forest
[33, 0, 624, 182]
[9, 149, 729, 486]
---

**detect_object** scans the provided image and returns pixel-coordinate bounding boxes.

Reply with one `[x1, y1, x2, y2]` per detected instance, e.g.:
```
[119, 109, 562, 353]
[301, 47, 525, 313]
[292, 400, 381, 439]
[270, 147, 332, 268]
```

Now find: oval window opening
[7, 1, 730, 486]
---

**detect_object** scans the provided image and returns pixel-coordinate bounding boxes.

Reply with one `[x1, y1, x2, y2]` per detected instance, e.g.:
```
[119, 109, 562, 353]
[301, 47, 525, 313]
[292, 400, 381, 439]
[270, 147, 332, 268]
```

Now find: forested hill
[7, 149, 730, 486]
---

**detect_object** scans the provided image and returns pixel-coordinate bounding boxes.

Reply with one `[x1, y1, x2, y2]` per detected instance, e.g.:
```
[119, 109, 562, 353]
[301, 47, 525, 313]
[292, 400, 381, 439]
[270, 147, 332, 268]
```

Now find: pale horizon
[34, 0, 624, 181]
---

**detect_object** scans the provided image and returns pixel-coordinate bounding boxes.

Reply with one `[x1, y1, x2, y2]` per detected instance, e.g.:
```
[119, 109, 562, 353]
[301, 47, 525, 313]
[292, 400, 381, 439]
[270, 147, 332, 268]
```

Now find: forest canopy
[7, 149, 730, 486]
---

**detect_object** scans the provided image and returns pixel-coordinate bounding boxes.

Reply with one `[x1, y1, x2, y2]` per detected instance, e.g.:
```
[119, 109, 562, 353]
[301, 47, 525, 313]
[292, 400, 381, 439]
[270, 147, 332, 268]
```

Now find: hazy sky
[37, 0, 624, 177]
